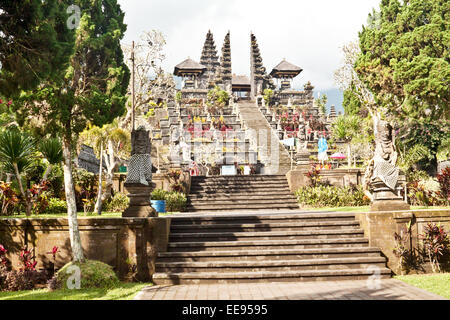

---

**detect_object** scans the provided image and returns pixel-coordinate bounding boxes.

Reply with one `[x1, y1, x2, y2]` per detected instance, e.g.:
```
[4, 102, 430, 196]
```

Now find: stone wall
[0, 217, 171, 281]
[355, 209, 450, 275]
[286, 168, 363, 192]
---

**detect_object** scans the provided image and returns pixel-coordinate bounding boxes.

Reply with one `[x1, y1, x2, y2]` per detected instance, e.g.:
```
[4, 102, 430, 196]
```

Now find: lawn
[0, 282, 150, 300]
[298, 206, 450, 213]
[395, 273, 450, 299]
[0, 211, 178, 219]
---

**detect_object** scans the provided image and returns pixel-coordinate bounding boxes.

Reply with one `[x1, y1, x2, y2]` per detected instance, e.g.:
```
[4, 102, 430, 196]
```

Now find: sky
[117, 0, 381, 112]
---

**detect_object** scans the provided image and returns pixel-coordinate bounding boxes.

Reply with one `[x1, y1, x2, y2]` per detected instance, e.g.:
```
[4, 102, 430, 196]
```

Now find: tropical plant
[0, 129, 36, 216]
[0, 181, 19, 216]
[331, 115, 361, 167]
[295, 185, 370, 207]
[420, 223, 450, 273]
[38, 138, 63, 183]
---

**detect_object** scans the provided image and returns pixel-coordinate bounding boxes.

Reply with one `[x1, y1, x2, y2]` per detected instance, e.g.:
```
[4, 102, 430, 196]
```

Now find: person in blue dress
[317, 134, 328, 165]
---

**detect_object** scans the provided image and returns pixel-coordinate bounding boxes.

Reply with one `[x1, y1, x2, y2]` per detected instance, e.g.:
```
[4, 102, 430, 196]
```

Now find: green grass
[298, 206, 450, 213]
[0, 211, 180, 219]
[395, 273, 450, 299]
[0, 282, 150, 300]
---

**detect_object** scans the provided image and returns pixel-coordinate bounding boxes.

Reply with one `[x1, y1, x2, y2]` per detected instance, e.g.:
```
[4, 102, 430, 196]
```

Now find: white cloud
[118, 0, 380, 91]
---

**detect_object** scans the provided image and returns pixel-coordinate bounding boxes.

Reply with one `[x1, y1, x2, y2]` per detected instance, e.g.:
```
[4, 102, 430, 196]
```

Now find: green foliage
[103, 192, 129, 212]
[207, 86, 229, 107]
[356, 0, 449, 121]
[331, 115, 361, 143]
[175, 91, 182, 102]
[295, 185, 370, 208]
[150, 188, 167, 201]
[263, 89, 274, 105]
[44, 198, 68, 214]
[54, 260, 119, 290]
[342, 85, 363, 116]
[0, 1, 75, 97]
[38, 138, 63, 165]
[0, 129, 36, 174]
[315, 94, 327, 115]
[72, 167, 97, 210]
[165, 192, 187, 212]
[150, 189, 187, 212]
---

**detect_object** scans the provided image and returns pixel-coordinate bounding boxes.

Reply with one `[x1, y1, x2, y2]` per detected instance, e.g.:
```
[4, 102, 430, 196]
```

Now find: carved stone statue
[123, 126, 156, 217]
[364, 120, 409, 211]
[125, 126, 152, 185]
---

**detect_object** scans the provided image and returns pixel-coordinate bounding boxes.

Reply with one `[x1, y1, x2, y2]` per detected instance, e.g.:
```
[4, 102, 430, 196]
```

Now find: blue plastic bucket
[151, 200, 166, 213]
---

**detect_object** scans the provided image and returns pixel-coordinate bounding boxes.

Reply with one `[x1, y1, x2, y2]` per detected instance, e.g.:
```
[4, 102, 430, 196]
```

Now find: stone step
[188, 192, 297, 199]
[188, 198, 298, 205]
[169, 213, 357, 225]
[152, 268, 392, 284]
[190, 181, 290, 188]
[171, 220, 360, 233]
[167, 237, 369, 251]
[185, 203, 299, 211]
[189, 186, 293, 194]
[158, 247, 381, 262]
[192, 175, 288, 181]
[170, 230, 364, 242]
[155, 257, 387, 273]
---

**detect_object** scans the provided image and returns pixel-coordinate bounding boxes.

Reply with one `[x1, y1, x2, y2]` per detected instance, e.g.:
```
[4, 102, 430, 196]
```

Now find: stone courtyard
[135, 279, 446, 300]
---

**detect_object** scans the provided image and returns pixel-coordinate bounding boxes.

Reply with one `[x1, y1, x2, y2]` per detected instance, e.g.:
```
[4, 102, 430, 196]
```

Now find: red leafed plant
[436, 167, 450, 205]
[0, 244, 7, 268]
[420, 223, 450, 273]
[19, 247, 37, 271]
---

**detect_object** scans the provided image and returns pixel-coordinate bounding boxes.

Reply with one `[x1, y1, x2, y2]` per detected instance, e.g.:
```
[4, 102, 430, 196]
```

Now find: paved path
[134, 279, 445, 300]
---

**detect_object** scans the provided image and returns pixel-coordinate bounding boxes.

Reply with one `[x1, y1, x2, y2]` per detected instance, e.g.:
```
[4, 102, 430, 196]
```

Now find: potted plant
[151, 189, 167, 213]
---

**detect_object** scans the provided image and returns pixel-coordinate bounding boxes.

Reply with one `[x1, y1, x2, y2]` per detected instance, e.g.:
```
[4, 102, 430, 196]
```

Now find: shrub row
[151, 189, 187, 212]
[295, 185, 370, 207]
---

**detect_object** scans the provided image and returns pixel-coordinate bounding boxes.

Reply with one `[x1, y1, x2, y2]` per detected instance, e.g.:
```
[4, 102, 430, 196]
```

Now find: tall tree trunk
[94, 143, 103, 215]
[62, 136, 85, 263]
[42, 163, 53, 182]
[13, 163, 31, 216]
[103, 140, 115, 201]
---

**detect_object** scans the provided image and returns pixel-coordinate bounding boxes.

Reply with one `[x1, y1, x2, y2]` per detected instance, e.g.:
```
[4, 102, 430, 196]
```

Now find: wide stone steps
[187, 175, 297, 212]
[169, 229, 364, 242]
[167, 238, 370, 252]
[171, 212, 357, 224]
[157, 247, 382, 262]
[152, 268, 392, 284]
[155, 257, 387, 273]
[171, 220, 360, 232]
[152, 212, 389, 284]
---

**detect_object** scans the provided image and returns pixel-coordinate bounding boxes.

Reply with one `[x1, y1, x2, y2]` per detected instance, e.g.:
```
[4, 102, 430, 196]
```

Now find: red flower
[7, 100, 12, 105]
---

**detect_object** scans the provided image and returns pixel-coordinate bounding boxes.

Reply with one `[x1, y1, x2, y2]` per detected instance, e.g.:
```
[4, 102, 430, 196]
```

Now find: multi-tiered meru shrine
[152, 31, 337, 175]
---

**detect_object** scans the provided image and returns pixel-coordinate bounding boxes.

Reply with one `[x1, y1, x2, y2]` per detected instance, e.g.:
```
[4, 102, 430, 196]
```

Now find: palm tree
[331, 115, 361, 167]
[0, 129, 36, 216]
[80, 120, 131, 214]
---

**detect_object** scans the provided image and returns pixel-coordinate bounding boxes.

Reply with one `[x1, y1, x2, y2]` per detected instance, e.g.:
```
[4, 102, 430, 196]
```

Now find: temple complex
[159, 30, 337, 175]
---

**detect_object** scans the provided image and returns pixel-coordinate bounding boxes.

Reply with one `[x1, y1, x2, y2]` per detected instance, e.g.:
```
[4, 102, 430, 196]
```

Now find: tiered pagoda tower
[250, 33, 267, 98]
[199, 30, 220, 89]
[219, 31, 232, 92]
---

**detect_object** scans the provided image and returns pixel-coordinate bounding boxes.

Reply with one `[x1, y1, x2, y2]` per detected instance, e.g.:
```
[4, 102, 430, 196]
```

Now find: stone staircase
[186, 175, 299, 212]
[152, 212, 391, 284]
[237, 101, 292, 175]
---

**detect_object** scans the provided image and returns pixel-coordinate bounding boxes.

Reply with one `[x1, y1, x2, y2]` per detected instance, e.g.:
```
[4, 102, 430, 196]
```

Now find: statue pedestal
[122, 183, 157, 218]
[369, 179, 410, 211]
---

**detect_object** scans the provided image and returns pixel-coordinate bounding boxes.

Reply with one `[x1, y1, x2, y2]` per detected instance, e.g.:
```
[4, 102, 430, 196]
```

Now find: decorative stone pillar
[122, 126, 157, 217]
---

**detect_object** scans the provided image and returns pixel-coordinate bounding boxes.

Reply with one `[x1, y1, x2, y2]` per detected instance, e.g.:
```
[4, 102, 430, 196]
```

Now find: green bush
[165, 192, 187, 212]
[103, 192, 129, 212]
[44, 198, 68, 214]
[151, 188, 167, 201]
[151, 189, 187, 212]
[295, 185, 370, 207]
[53, 260, 119, 290]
